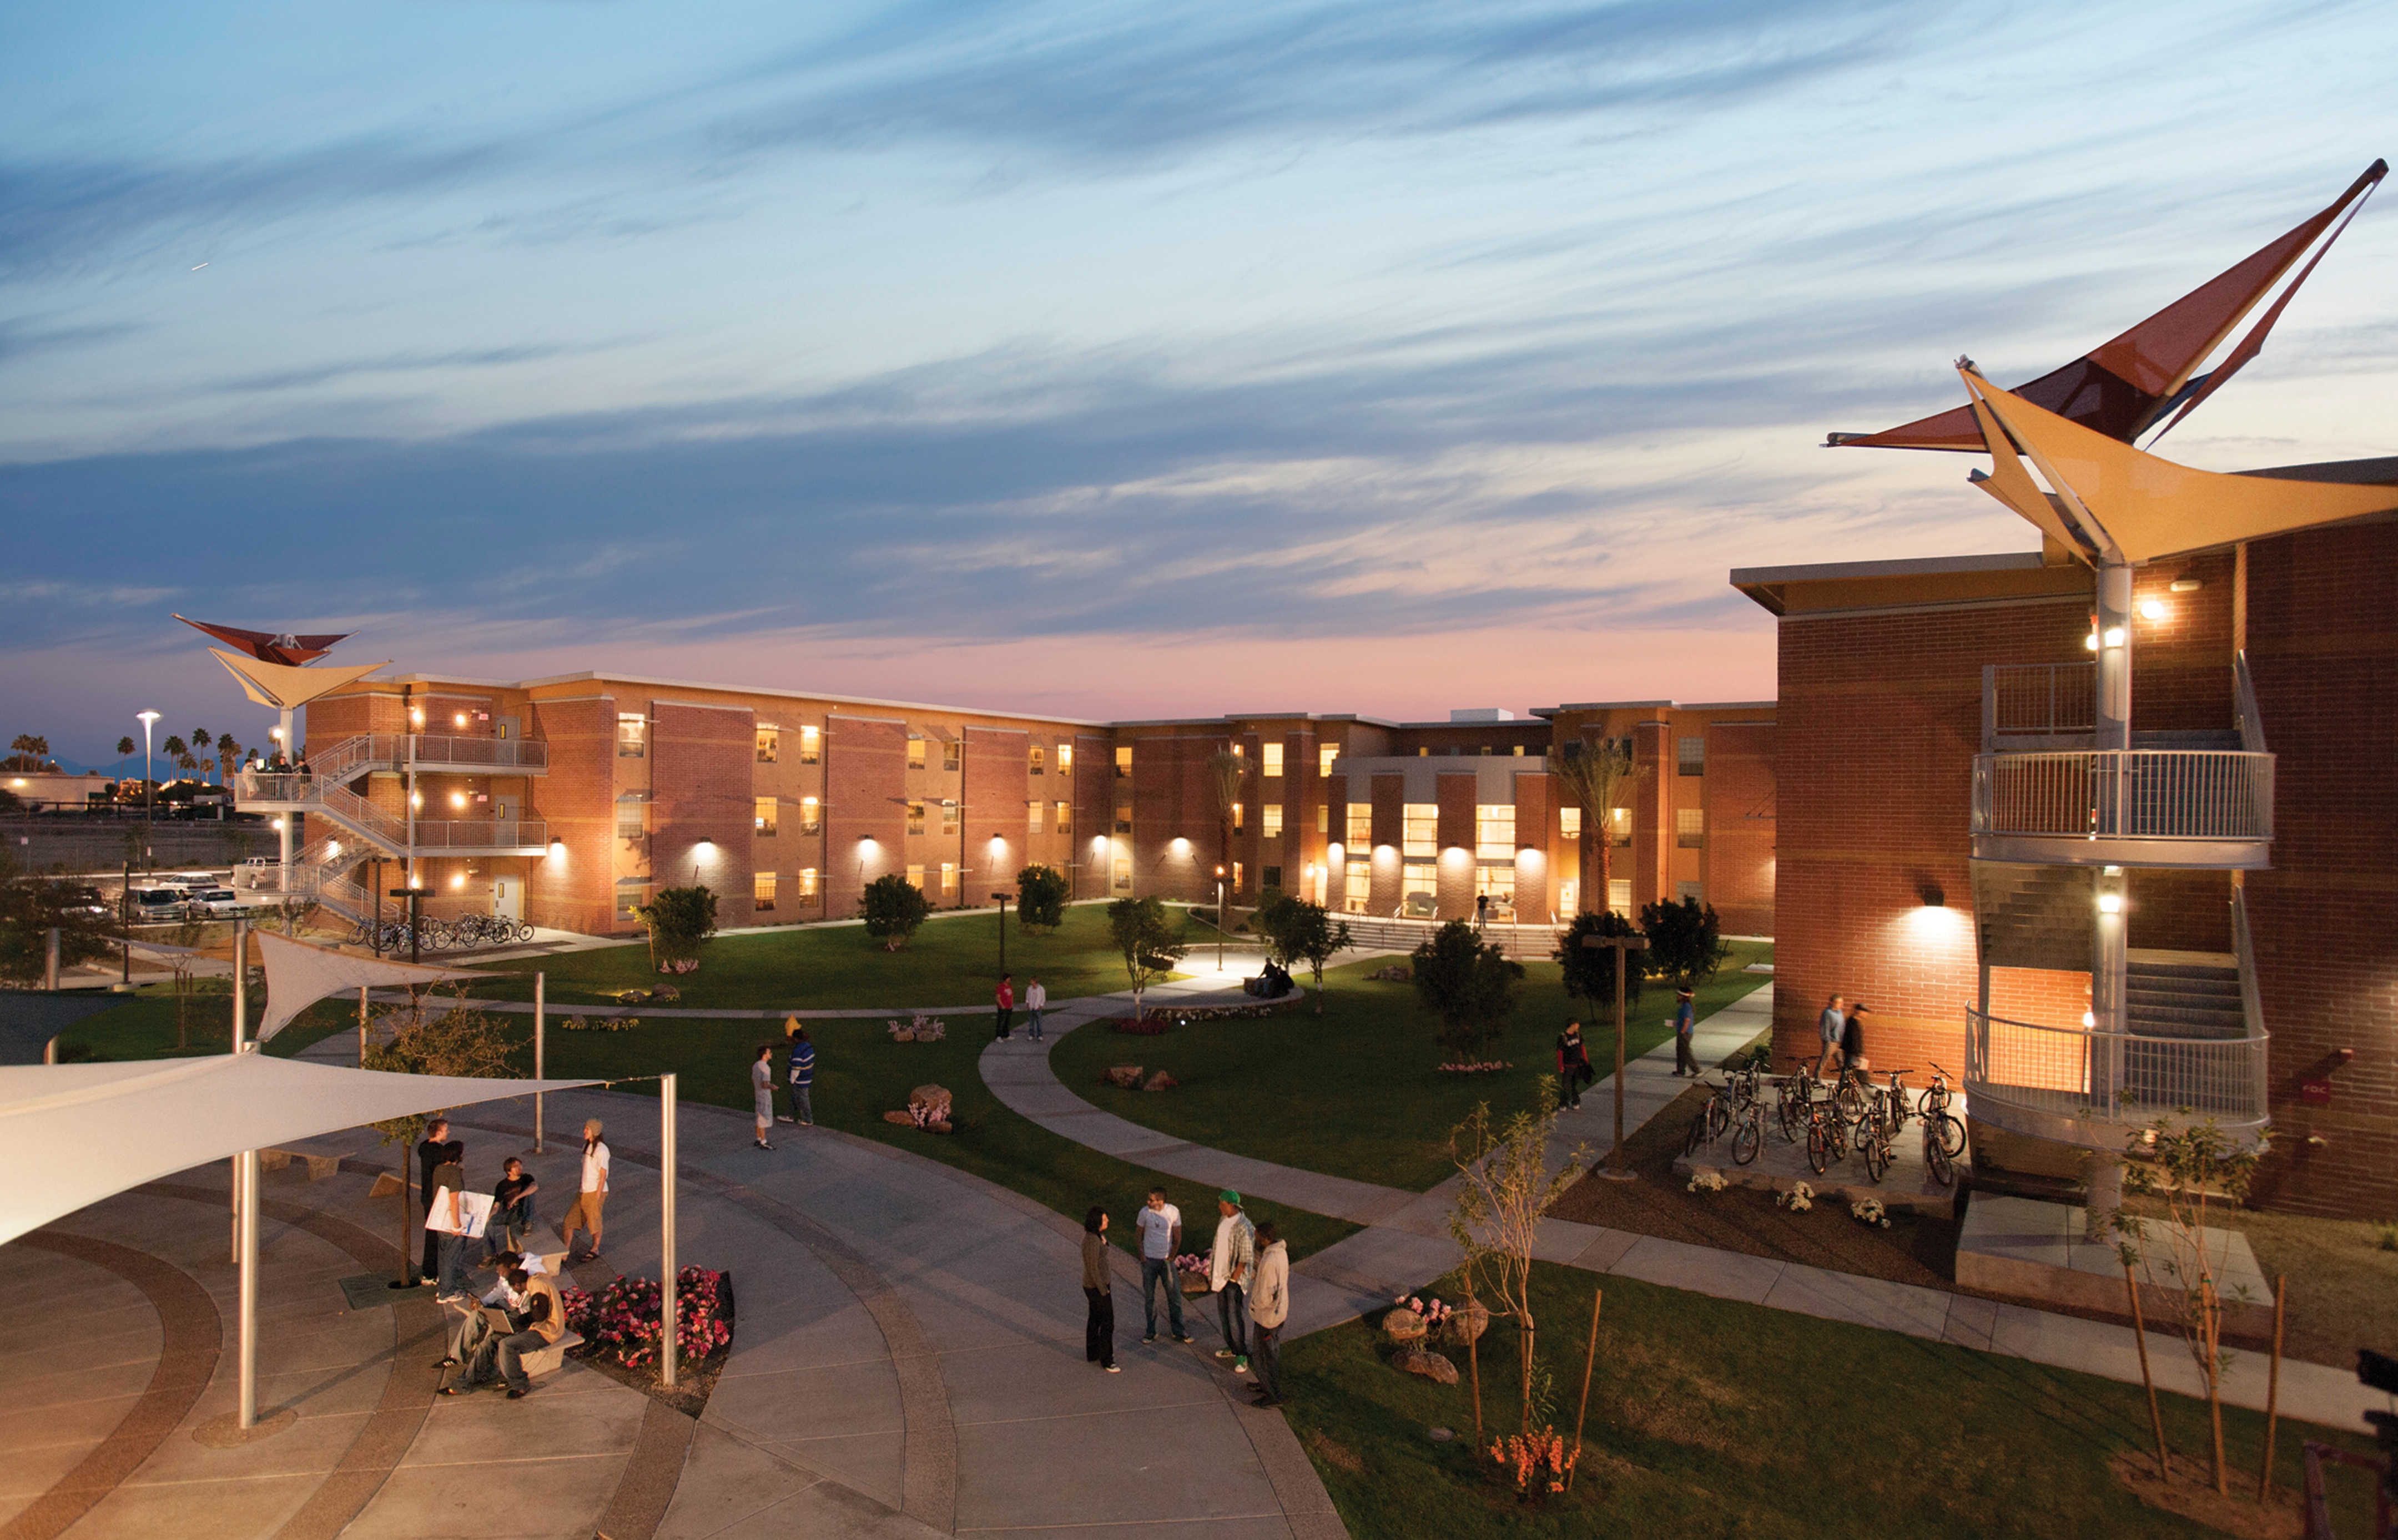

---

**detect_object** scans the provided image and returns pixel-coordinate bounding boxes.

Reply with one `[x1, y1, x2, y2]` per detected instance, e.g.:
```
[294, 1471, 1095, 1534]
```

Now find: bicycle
[1802, 1097, 1850, 1175]
[1920, 1062, 1965, 1160]
[1853, 1106, 1894, 1184]
[1684, 1079, 1731, 1157]
[1729, 1092, 1764, 1167]
[1775, 1059, 1817, 1144]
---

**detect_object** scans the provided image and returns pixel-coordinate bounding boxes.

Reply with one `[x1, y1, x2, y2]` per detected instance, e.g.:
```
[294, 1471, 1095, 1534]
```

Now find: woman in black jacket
[1081, 1207, 1119, 1372]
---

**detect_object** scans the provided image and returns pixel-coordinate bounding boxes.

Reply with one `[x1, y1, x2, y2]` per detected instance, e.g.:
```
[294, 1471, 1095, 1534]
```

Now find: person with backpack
[782, 1019, 816, 1126]
[1208, 1190, 1256, 1376]
[1556, 1018, 1594, 1110]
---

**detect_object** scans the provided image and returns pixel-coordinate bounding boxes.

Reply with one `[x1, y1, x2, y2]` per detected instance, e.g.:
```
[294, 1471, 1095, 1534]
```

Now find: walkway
[983, 977, 2389, 1433]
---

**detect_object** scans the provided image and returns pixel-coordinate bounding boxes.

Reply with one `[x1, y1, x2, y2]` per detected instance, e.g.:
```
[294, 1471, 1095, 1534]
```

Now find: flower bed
[1686, 1170, 1728, 1194]
[1111, 1015, 1172, 1036]
[1776, 1180, 1815, 1213]
[561, 1265, 734, 1374]
[1850, 1198, 1890, 1229]
[561, 1014, 638, 1033]
[886, 1014, 945, 1042]
[1436, 1060, 1514, 1074]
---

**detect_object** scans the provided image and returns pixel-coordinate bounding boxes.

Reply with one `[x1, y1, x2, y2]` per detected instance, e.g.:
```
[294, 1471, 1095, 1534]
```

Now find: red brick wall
[1437, 773, 1476, 921]
[2129, 550, 2236, 735]
[2242, 520, 2398, 1219]
[1988, 966, 2093, 1030]
[826, 715, 907, 916]
[1073, 733, 1115, 899]
[2127, 869, 2233, 954]
[1371, 772, 1404, 914]
[964, 724, 1031, 901]
[526, 696, 616, 936]
[1513, 770, 1555, 921]
[1702, 720, 1776, 936]
[1633, 721, 1671, 911]
[653, 702, 755, 927]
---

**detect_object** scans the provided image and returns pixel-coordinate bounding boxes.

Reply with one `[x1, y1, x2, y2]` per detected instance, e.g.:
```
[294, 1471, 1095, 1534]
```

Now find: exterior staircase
[1971, 862, 2089, 972]
[2125, 953, 2245, 1039]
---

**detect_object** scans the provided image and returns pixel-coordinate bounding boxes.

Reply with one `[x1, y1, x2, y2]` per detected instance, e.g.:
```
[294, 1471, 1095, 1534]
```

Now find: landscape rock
[1141, 1071, 1178, 1092]
[1368, 965, 1411, 982]
[1394, 1347, 1458, 1385]
[881, 1110, 916, 1126]
[1442, 1300, 1490, 1349]
[1382, 1309, 1427, 1344]
[1105, 1065, 1145, 1089]
[908, 1084, 953, 1119]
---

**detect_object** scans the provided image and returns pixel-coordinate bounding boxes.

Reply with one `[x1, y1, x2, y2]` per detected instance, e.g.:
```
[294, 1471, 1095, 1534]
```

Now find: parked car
[185, 888, 243, 920]
[130, 888, 189, 921]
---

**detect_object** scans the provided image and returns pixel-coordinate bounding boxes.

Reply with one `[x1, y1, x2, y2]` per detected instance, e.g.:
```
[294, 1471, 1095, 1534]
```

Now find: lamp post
[392, 885, 432, 964]
[1583, 930, 1647, 1181]
[1215, 866, 1226, 973]
[991, 890, 1014, 976]
[136, 711, 160, 826]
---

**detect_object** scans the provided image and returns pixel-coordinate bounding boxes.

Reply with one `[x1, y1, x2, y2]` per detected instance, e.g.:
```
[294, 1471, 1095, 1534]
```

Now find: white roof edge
[1729, 550, 2047, 585]
[351, 670, 1113, 729]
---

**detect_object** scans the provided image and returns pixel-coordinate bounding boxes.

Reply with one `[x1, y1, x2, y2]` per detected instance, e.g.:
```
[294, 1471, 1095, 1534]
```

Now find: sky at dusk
[4, 1, 2396, 766]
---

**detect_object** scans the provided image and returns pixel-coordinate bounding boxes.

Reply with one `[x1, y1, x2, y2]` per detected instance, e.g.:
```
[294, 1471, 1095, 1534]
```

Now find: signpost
[1582, 931, 1646, 1181]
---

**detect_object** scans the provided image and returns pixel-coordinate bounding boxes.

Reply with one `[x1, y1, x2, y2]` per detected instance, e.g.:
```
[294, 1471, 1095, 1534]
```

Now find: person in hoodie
[1207, 1190, 1256, 1376]
[1246, 1221, 1290, 1408]
[1080, 1206, 1119, 1372]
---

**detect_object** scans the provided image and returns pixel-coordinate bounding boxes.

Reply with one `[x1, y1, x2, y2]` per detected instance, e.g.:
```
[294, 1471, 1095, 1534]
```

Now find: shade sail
[210, 649, 389, 713]
[255, 932, 485, 1042]
[1962, 366, 2398, 563]
[174, 615, 352, 667]
[0, 1054, 596, 1245]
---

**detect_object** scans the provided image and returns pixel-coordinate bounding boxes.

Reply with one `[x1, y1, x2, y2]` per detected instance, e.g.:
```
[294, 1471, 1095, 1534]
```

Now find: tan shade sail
[0, 1054, 595, 1245]
[254, 932, 487, 1042]
[1962, 367, 2398, 563]
[210, 649, 389, 713]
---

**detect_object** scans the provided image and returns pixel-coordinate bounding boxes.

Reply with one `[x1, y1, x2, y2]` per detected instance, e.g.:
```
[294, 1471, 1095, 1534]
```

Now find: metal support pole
[533, 974, 546, 1153]
[44, 927, 59, 991]
[660, 1073, 679, 1389]
[276, 706, 295, 896]
[231, 915, 247, 1051]
[359, 984, 370, 1066]
[236, 1143, 260, 1429]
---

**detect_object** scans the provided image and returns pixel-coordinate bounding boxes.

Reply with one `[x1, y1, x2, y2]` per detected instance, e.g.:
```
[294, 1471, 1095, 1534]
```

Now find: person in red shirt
[994, 975, 1015, 1043]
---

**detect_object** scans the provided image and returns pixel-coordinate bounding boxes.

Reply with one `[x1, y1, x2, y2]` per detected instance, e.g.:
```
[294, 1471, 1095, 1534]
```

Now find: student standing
[559, 1119, 609, 1264]
[427, 1144, 472, 1302]
[1670, 987, 1700, 1077]
[784, 1022, 815, 1126]
[750, 1044, 777, 1150]
[1081, 1208, 1119, 1372]
[1025, 977, 1047, 1042]
[1841, 1001, 1872, 1092]
[1556, 1018, 1594, 1110]
[1134, 1188, 1190, 1344]
[1208, 1190, 1256, 1375]
[1247, 1221, 1290, 1408]
[415, 1117, 460, 1284]
[994, 975, 1015, 1042]
[1816, 993, 1847, 1078]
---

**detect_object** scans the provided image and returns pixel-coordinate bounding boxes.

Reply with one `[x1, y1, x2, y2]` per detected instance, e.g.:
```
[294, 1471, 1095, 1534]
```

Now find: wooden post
[358, 984, 369, 1066]
[2258, 1274, 2286, 1503]
[1582, 933, 1645, 1180]
[533, 973, 546, 1153]
[1568, 1286, 1602, 1489]
[2123, 1256, 2170, 1480]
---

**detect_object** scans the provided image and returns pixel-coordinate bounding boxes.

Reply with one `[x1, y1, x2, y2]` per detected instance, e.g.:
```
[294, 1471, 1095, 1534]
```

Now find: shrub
[1555, 908, 1646, 1011]
[561, 1265, 734, 1372]
[1014, 864, 1069, 932]
[634, 885, 718, 972]
[1412, 920, 1524, 1062]
[1638, 896, 1729, 989]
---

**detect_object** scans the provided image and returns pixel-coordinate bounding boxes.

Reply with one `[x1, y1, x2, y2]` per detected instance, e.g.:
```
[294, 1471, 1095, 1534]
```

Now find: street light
[135, 711, 160, 825]
[1214, 865, 1226, 973]
[991, 890, 1014, 976]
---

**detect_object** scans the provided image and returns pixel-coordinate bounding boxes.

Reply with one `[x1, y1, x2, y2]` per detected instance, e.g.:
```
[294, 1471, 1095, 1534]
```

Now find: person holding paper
[426, 1150, 493, 1304]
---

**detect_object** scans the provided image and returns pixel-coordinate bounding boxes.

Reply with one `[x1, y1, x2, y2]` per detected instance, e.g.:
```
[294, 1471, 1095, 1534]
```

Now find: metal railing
[1965, 1007, 2269, 1130]
[2234, 650, 2269, 755]
[407, 818, 548, 851]
[1983, 662, 2097, 745]
[237, 732, 549, 792]
[1972, 749, 2274, 842]
[1335, 913, 1564, 962]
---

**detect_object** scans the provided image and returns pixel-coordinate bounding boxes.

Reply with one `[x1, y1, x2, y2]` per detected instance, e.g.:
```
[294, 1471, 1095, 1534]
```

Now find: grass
[1282, 1258, 2384, 1540]
[58, 987, 366, 1063]
[2118, 1195, 2398, 1373]
[1049, 943, 1772, 1192]
[470, 903, 1198, 1011]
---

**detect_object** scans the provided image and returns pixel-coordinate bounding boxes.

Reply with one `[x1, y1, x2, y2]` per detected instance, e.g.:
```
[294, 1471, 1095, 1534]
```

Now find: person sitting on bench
[496, 1266, 567, 1399]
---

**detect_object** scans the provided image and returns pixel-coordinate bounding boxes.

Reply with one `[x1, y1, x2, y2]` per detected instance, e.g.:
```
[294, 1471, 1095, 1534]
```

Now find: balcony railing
[1972, 749, 2274, 843]
[409, 819, 548, 851]
[1983, 662, 2097, 745]
[1966, 1007, 2269, 1138]
[234, 734, 549, 796]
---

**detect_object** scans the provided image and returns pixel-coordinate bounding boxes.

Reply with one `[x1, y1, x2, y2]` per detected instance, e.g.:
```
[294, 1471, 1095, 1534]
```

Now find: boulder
[1141, 1071, 1178, 1092]
[908, 1084, 953, 1119]
[1393, 1347, 1458, 1385]
[881, 1110, 916, 1126]
[1442, 1300, 1490, 1349]
[1382, 1309, 1427, 1344]
[1105, 1065, 1145, 1089]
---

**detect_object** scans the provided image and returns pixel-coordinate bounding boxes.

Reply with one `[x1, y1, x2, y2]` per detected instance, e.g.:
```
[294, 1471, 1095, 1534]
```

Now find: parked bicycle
[1684, 1078, 1732, 1157]
[1802, 1095, 1850, 1175]
[1729, 1089, 1765, 1167]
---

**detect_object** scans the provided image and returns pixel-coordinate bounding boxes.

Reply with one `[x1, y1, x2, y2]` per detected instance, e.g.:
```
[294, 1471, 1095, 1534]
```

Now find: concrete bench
[518, 1330, 583, 1380]
[260, 1148, 341, 1181]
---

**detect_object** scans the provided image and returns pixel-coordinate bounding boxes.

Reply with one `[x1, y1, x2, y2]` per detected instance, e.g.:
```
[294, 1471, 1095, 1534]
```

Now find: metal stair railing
[1966, 1006, 2268, 1133]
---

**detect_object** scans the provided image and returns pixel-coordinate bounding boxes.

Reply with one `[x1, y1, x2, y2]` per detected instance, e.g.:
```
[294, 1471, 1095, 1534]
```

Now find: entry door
[492, 877, 522, 921]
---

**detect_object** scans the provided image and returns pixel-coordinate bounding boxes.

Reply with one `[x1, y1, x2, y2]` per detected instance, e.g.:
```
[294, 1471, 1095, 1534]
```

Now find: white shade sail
[0, 1054, 596, 1246]
[255, 932, 486, 1042]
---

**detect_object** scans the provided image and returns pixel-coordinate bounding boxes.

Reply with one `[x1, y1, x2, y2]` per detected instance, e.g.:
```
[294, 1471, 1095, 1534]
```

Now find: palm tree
[116, 736, 136, 780]
[215, 736, 243, 784]
[5, 733, 53, 771]
[189, 729, 214, 784]
[1549, 736, 1647, 916]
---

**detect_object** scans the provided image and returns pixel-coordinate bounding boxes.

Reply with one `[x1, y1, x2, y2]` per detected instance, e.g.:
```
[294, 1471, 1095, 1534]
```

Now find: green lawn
[57, 987, 367, 1063]
[1049, 943, 1772, 1192]
[471, 903, 1196, 1011]
[1283, 1258, 2382, 1539]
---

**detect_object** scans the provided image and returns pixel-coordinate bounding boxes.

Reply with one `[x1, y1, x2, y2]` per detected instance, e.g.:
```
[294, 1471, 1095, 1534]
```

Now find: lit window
[1402, 803, 1437, 857]
[1316, 804, 1328, 834]
[1232, 861, 1243, 891]
[1232, 743, 1244, 760]
[941, 799, 959, 835]
[1475, 867, 1515, 911]
[1348, 802, 1371, 845]
[1232, 801, 1245, 835]
[799, 726, 820, 764]
[755, 797, 777, 837]
[1475, 805, 1514, 860]
[1678, 736, 1705, 777]
[1344, 866, 1371, 914]
[800, 796, 821, 835]
[1115, 746, 1133, 778]
[1677, 880, 1704, 902]
[1028, 799, 1041, 835]
[906, 864, 925, 891]
[1676, 808, 1705, 849]
[940, 862, 956, 893]
[943, 739, 959, 772]
[755, 728, 778, 764]
[614, 878, 650, 922]
[1560, 806, 1582, 838]
[1054, 800, 1070, 835]
[1114, 799, 1132, 834]
[615, 794, 646, 840]
[617, 714, 646, 759]
[908, 737, 926, 770]
[1319, 744, 1338, 775]
[907, 801, 925, 836]
[1261, 744, 1283, 777]
[1512, 745, 1525, 757]
[1057, 743, 1074, 773]
[753, 871, 777, 911]
[1608, 879, 1632, 913]
[1029, 746, 1045, 776]
[1608, 806, 1633, 847]
[1112, 858, 1131, 891]
[1402, 861, 1436, 916]
[798, 867, 819, 899]
[1262, 804, 1283, 839]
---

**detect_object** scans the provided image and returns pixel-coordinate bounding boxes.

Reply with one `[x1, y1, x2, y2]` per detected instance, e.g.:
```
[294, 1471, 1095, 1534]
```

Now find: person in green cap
[1207, 1189, 1257, 1375]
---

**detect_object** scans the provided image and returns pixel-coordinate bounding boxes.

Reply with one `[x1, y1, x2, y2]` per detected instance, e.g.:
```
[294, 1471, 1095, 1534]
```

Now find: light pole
[136, 711, 160, 826]
[991, 890, 1014, 976]
[1584, 930, 1647, 1181]
[1214, 866, 1226, 973]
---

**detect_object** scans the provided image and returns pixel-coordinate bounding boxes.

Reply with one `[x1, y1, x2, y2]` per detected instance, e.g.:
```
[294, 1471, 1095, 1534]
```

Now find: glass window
[1316, 804, 1329, 834]
[1055, 800, 1071, 835]
[1057, 743, 1074, 773]
[1402, 803, 1437, 857]
[906, 801, 925, 836]
[1475, 866, 1515, 913]
[906, 864, 924, 891]
[1475, 804, 1514, 859]
[1608, 806, 1633, 847]
[755, 728, 778, 763]
[1262, 865, 1282, 891]
[941, 799, 959, 835]
[1232, 801, 1245, 835]
[908, 737, 926, 770]
[753, 871, 777, 911]
[800, 796, 821, 835]
[1027, 799, 1041, 835]
[1512, 744, 1525, 757]
[1344, 865, 1371, 914]
[1319, 744, 1338, 775]
[1679, 736, 1705, 776]
[1112, 857, 1131, 891]
[1114, 800, 1132, 834]
[799, 725, 820, 764]
[617, 714, 646, 758]
[1348, 802, 1372, 845]
[943, 739, 959, 772]
[1263, 804, 1283, 838]
[614, 878, 649, 922]
[1115, 746, 1132, 778]
[755, 797, 777, 836]
[615, 793, 646, 840]
[1608, 878, 1632, 913]
[1677, 807, 1705, 849]
[940, 862, 956, 893]
[1029, 746, 1045, 776]
[1401, 861, 1436, 917]
[799, 867, 818, 899]
[1559, 806, 1582, 837]
[1261, 744, 1283, 777]
[1677, 879, 1704, 902]
[1232, 861, 1243, 892]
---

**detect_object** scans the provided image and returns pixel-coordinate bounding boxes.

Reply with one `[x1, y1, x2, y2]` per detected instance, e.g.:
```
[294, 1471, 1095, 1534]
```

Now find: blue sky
[4, 0, 2395, 764]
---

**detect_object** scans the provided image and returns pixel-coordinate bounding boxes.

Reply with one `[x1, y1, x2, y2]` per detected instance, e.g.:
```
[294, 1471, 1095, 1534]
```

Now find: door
[492, 877, 522, 921]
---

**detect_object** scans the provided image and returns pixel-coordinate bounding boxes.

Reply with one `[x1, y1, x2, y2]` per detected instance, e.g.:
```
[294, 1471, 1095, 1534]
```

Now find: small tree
[634, 884, 718, 971]
[1253, 890, 1351, 1014]
[2109, 1117, 2270, 1498]
[1449, 1078, 1592, 1433]
[364, 989, 522, 1284]
[1555, 909, 1645, 1009]
[1549, 737, 1645, 915]
[1638, 896, 1727, 989]
[0, 849, 118, 987]
[115, 736, 135, 777]
[1106, 896, 1186, 1018]
[1412, 919, 1524, 1063]
[1014, 864, 1069, 933]
[858, 873, 931, 951]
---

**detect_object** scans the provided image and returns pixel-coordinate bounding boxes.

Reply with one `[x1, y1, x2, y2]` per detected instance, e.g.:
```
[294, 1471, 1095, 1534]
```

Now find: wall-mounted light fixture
[2102, 626, 2126, 648]
[2138, 599, 2168, 621]
[1919, 881, 1946, 907]
[2097, 892, 2123, 914]
[2169, 578, 2202, 593]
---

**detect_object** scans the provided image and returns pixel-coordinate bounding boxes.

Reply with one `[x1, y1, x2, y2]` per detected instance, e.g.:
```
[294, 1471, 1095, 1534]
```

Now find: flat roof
[1536, 700, 1777, 714]
[355, 670, 1115, 729]
[1726, 551, 2044, 586]
[1730, 547, 2088, 618]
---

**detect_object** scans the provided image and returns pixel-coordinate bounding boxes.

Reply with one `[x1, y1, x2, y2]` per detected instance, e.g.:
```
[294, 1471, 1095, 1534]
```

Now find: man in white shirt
[559, 1119, 610, 1264]
[1247, 1222, 1289, 1408]
[1025, 978, 1048, 1043]
[1133, 1187, 1190, 1345]
[1207, 1190, 1256, 1375]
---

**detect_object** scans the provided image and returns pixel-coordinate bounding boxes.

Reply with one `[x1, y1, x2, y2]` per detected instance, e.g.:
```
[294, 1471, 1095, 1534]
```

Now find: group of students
[413, 1115, 616, 1397]
[993, 975, 1047, 1041]
[1080, 1186, 1292, 1410]
[1549, 983, 1701, 1110]
[749, 1019, 818, 1149]
[1817, 993, 1874, 1083]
